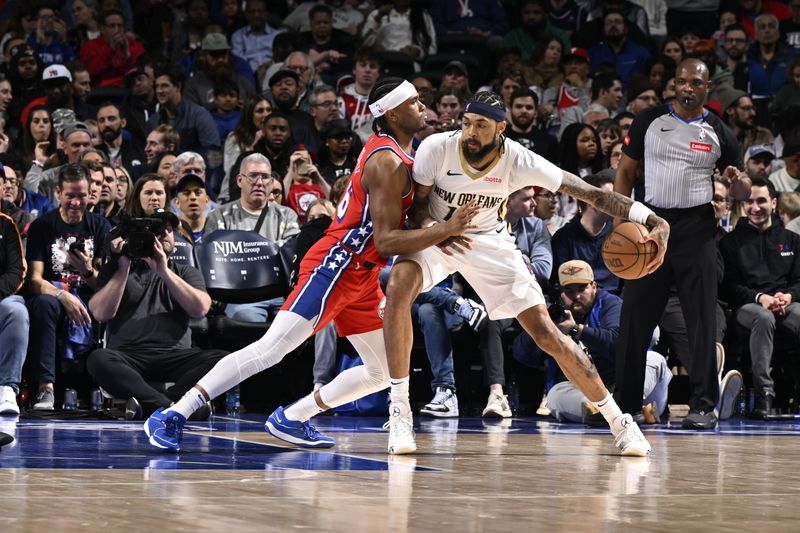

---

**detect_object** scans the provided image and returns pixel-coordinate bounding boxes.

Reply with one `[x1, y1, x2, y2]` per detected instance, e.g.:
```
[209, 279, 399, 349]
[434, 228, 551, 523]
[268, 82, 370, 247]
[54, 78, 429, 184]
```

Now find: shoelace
[430, 394, 450, 406]
[382, 413, 413, 432]
[303, 422, 322, 439]
[165, 416, 183, 440]
[614, 422, 646, 448]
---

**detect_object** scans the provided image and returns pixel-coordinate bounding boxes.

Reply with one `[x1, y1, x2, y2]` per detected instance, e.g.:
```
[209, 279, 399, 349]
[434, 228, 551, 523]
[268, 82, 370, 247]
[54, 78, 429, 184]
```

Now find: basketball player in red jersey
[144, 77, 480, 452]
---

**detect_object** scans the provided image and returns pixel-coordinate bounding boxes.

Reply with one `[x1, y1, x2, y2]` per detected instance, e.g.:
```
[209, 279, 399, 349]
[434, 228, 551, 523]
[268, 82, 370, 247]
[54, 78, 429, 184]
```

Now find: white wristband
[425, 221, 438, 228]
[628, 201, 654, 225]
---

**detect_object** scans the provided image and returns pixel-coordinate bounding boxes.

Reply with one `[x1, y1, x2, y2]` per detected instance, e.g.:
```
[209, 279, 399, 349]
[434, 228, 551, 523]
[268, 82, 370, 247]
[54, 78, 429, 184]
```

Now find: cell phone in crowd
[294, 151, 312, 176]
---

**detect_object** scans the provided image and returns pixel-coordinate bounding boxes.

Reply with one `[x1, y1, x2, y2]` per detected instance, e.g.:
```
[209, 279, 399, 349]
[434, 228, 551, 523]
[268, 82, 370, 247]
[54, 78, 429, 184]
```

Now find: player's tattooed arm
[559, 171, 667, 229]
[558, 171, 635, 220]
[561, 170, 670, 273]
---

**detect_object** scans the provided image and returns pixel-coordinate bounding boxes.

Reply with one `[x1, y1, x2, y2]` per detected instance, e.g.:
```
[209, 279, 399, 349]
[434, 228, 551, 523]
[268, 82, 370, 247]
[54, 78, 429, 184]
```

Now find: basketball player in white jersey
[382, 91, 671, 456]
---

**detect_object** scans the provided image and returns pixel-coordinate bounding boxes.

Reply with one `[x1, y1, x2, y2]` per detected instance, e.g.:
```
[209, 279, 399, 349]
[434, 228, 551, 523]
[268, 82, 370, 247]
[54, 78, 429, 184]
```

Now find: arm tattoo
[558, 171, 634, 220]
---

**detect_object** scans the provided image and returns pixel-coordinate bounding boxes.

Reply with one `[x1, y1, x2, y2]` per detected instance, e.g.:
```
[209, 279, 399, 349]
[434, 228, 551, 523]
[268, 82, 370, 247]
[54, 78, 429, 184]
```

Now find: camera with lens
[109, 215, 171, 258]
[548, 302, 567, 324]
[68, 240, 86, 254]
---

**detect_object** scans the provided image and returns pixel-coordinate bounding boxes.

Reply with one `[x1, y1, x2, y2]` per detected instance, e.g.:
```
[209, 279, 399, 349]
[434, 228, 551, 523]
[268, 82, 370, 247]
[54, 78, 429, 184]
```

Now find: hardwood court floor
[1, 415, 799, 532]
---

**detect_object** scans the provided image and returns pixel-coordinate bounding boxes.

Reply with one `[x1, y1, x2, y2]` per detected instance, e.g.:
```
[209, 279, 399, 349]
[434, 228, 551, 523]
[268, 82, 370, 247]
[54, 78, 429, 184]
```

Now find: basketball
[602, 222, 658, 280]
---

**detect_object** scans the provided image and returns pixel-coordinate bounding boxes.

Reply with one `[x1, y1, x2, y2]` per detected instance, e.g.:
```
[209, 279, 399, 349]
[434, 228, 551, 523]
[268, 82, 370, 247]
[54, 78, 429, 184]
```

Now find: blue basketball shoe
[144, 408, 186, 452]
[265, 406, 335, 448]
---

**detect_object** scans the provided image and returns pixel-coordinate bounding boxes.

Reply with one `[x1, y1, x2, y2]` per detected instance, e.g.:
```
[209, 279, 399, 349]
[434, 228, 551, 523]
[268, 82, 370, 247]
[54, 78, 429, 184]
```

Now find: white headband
[368, 80, 417, 118]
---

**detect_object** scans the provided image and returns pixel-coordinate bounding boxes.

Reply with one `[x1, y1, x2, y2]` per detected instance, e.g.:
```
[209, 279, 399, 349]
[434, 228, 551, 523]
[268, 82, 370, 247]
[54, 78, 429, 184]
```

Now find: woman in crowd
[660, 37, 685, 66]
[126, 173, 168, 218]
[497, 70, 528, 110]
[645, 56, 676, 98]
[559, 122, 603, 177]
[557, 122, 602, 220]
[526, 36, 564, 90]
[18, 106, 59, 169]
[150, 151, 178, 193]
[221, 95, 272, 200]
[114, 165, 133, 211]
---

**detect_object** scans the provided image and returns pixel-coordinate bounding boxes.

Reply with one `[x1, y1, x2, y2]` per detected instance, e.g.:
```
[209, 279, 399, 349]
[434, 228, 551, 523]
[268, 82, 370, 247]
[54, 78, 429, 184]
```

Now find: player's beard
[462, 135, 500, 165]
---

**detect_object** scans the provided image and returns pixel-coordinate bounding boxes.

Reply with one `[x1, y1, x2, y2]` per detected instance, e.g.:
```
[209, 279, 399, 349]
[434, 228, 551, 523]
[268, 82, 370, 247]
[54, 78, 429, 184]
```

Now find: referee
[613, 59, 751, 429]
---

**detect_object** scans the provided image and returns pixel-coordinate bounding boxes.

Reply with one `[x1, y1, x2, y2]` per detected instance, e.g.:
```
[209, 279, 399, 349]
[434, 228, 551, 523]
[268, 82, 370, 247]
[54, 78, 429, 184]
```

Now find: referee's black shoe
[681, 409, 718, 429]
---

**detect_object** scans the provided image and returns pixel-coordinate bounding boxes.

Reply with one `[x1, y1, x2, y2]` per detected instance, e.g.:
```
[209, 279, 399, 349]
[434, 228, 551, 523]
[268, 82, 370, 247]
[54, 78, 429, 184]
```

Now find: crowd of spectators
[0, 0, 799, 422]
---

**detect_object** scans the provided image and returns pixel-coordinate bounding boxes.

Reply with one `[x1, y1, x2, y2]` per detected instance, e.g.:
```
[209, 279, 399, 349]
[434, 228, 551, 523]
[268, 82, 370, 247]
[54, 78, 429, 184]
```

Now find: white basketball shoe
[385, 401, 416, 455]
[612, 413, 651, 457]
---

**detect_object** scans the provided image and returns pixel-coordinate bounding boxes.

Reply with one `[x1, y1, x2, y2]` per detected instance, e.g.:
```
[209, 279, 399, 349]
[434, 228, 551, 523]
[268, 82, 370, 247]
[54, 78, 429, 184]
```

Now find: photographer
[87, 209, 227, 419]
[513, 260, 671, 424]
[25, 163, 111, 410]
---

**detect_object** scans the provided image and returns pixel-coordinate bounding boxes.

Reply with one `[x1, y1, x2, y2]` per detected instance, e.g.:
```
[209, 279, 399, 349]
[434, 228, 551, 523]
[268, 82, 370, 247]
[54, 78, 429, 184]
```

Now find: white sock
[167, 388, 206, 419]
[593, 392, 624, 432]
[284, 393, 323, 423]
[390, 376, 410, 406]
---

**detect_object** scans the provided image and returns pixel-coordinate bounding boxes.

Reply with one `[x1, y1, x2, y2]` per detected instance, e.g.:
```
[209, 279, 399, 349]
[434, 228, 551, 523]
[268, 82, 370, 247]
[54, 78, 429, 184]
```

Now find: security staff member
[613, 58, 751, 429]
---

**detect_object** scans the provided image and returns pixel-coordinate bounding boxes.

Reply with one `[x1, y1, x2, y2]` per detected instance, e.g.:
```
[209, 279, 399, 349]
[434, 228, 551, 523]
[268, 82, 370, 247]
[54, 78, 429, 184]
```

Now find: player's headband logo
[368, 81, 417, 118]
[463, 101, 506, 122]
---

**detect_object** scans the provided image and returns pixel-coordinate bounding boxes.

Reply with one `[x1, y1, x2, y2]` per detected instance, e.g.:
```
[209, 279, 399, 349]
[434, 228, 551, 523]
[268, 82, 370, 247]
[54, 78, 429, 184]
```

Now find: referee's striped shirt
[622, 104, 742, 209]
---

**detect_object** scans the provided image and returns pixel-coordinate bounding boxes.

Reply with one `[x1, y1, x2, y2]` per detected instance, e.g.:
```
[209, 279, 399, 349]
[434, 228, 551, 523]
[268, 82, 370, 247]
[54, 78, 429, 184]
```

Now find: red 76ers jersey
[325, 131, 415, 267]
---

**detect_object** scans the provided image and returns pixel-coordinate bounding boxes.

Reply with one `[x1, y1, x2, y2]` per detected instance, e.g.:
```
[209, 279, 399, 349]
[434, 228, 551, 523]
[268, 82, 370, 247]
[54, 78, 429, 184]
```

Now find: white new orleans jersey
[413, 130, 563, 233]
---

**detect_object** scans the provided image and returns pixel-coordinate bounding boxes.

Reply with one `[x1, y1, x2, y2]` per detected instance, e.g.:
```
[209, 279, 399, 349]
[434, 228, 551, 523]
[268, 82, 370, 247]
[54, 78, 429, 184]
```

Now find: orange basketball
[602, 222, 658, 280]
